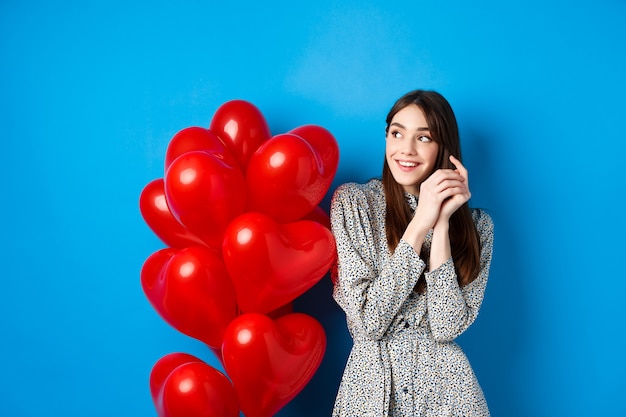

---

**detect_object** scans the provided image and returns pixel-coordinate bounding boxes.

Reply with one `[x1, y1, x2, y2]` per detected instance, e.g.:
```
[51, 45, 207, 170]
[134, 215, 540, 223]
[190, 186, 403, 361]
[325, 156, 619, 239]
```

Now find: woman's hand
[425, 155, 471, 271]
[414, 155, 470, 230]
[403, 155, 471, 254]
[437, 155, 471, 225]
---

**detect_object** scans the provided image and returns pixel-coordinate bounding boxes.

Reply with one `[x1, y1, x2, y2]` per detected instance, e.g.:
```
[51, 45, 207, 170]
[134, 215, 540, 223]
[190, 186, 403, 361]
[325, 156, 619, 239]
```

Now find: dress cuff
[397, 239, 426, 276]
[424, 257, 456, 287]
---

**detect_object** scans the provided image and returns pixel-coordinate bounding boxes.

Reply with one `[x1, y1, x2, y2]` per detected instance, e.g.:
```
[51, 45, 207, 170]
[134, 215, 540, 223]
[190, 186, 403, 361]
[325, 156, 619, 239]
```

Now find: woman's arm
[418, 156, 493, 342]
[425, 211, 494, 342]
[331, 183, 425, 341]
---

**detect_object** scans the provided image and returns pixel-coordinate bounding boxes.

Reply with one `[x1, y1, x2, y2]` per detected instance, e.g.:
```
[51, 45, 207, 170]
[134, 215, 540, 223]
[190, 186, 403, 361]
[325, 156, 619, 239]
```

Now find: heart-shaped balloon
[152, 354, 239, 417]
[139, 178, 208, 248]
[164, 151, 246, 249]
[209, 100, 271, 171]
[222, 212, 336, 314]
[222, 313, 326, 417]
[164, 126, 237, 171]
[141, 246, 238, 348]
[302, 205, 331, 230]
[150, 352, 203, 403]
[246, 133, 331, 223]
[140, 247, 179, 298]
[266, 301, 294, 319]
[289, 124, 339, 182]
[210, 303, 294, 365]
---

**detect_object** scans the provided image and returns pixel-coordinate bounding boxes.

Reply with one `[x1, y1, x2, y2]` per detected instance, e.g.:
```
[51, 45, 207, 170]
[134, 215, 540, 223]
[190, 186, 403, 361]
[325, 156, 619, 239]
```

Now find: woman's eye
[418, 135, 432, 142]
[391, 131, 403, 139]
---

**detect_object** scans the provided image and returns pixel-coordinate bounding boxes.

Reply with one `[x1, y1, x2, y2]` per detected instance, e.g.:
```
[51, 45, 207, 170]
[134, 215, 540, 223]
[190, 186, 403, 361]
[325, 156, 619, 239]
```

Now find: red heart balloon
[289, 124, 339, 182]
[140, 247, 179, 299]
[164, 126, 237, 171]
[246, 133, 330, 223]
[222, 313, 326, 417]
[222, 212, 336, 314]
[207, 307, 291, 366]
[164, 151, 246, 249]
[158, 360, 239, 417]
[150, 352, 203, 404]
[266, 301, 294, 319]
[139, 179, 208, 248]
[302, 205, 331, 230]
[209, 100, 271, 171]
[141, 246, 238, 348]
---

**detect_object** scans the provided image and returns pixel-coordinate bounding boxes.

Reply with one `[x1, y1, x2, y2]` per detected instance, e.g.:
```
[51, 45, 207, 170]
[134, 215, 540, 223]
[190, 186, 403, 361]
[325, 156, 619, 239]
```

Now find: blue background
[2, 0, 625, 416]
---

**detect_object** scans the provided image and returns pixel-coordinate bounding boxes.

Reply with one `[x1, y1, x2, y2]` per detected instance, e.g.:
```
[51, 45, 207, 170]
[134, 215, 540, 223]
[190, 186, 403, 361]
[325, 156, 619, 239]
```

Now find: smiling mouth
[397, 160, 418, 167]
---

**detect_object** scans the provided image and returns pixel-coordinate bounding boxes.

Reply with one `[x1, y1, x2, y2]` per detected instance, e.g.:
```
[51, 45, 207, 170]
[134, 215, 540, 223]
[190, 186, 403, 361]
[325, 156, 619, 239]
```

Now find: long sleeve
[424, 210, 494, 342]
[330, 183, 426, 341]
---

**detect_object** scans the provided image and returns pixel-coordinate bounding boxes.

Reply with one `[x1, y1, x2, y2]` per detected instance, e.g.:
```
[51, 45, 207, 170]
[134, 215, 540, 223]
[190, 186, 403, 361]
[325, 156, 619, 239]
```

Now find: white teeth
[398, 161, 417, 167]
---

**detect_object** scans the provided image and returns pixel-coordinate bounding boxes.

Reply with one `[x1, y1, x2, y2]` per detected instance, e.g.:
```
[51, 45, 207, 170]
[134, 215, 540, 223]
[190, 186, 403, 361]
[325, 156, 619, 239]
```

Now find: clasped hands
[412, 155, 471, 232]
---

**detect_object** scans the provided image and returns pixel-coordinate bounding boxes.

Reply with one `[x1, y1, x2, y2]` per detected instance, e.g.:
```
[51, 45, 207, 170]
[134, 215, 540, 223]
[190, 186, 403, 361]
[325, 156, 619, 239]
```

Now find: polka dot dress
[330, 179, 493, 417]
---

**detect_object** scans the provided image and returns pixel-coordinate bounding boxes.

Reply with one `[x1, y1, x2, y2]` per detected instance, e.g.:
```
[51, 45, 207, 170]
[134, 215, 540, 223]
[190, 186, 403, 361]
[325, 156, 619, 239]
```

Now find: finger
[421, 179, 461, 201]
[440, 193, 471, 217]
[449, 155, 467, 175]
[438, 186, 471, 205]
[427, 169, 464, 185]
[435, 178, 466, 192]
[449, 155, 469, 184]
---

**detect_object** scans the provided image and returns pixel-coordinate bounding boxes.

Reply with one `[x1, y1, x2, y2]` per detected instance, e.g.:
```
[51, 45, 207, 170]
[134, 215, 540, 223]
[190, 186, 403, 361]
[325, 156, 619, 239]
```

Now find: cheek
[385, 139, 401, 155]
[384, 142, 394, 158]
[425, 146, 440, 165]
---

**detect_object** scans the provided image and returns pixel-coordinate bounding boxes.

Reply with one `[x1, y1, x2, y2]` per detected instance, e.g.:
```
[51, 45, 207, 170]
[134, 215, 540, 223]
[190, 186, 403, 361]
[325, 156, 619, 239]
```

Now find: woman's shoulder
[331, 178, 384, 216]
[333, 178, 382, 200]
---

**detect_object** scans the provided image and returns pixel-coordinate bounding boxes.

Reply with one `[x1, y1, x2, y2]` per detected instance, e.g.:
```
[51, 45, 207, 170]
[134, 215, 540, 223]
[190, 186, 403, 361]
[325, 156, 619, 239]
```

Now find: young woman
[330, 90, 494, 416]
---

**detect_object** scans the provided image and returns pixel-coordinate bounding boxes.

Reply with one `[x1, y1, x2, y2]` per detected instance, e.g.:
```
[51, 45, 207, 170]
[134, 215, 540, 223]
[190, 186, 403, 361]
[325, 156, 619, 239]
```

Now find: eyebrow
[390, 122, 430, 131]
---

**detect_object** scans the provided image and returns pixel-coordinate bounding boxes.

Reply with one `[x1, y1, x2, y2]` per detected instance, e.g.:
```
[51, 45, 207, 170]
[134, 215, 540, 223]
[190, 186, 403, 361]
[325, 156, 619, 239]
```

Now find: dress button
[403, 387, 409, 394]
[404, 321, 410, 328]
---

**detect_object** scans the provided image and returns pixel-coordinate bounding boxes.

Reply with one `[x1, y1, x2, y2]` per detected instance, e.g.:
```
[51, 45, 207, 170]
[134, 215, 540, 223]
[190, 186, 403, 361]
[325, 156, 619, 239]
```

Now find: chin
[391, 172, 423, 187]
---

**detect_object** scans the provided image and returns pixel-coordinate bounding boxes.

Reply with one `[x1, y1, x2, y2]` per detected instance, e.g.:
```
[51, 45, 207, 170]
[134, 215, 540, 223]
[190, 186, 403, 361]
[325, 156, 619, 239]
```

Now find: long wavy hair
[382, 90, 480, 292]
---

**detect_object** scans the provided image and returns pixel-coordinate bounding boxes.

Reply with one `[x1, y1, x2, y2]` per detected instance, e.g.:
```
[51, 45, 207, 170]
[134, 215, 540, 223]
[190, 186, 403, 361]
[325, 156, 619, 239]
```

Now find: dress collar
[404, 192, 418, 211]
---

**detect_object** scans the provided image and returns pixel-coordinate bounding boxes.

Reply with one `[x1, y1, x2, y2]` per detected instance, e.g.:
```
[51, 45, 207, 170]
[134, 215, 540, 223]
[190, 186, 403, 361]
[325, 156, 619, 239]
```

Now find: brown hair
[382, 90, 480, 291]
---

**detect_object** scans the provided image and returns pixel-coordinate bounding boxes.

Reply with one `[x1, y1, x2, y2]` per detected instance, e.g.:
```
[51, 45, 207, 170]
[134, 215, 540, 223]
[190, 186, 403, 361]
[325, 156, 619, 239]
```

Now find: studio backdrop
[1, 1, 624, 416]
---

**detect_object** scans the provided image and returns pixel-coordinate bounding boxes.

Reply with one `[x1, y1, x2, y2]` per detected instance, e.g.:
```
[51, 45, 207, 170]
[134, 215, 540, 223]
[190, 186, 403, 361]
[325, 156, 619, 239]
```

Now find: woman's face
[385, 104, 439, 195]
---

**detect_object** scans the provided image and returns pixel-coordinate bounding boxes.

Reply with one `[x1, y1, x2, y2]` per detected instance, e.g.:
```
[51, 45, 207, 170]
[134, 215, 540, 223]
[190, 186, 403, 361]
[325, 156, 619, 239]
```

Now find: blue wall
[2, 0, 625, 416]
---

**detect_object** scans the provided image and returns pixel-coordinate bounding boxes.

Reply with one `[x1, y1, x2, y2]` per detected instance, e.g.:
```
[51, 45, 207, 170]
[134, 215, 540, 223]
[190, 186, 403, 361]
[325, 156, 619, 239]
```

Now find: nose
[399, 137, 418, 154]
